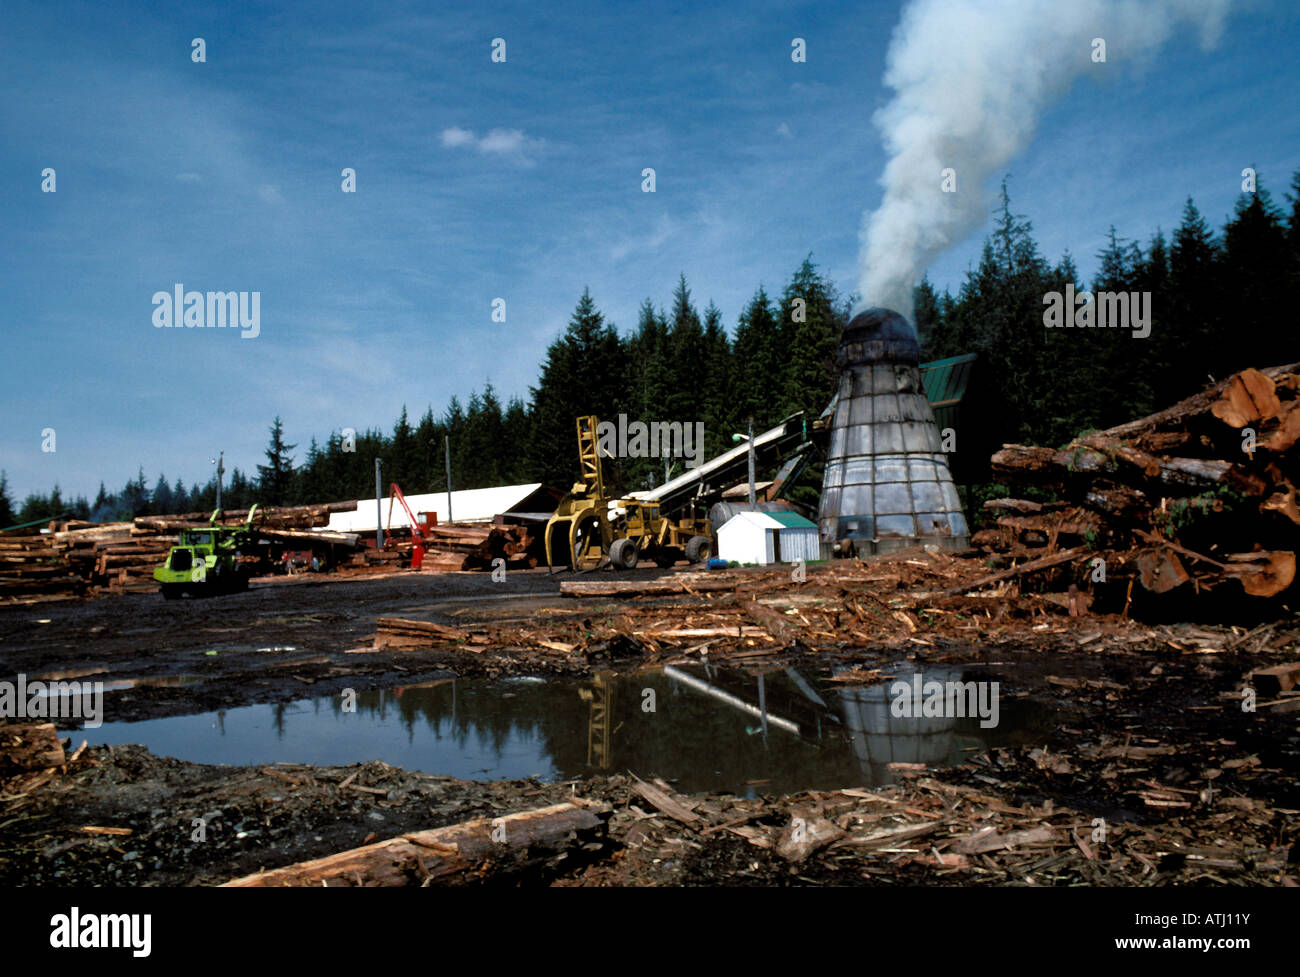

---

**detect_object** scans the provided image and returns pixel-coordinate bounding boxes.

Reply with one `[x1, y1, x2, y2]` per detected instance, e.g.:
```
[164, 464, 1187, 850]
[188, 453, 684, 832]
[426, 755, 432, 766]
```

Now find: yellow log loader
[544, 416, 712, 571]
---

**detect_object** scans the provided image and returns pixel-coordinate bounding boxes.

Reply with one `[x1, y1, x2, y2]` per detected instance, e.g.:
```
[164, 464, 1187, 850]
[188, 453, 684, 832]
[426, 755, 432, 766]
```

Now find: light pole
[210, 451, 225, 511]
[444, 434, 453, 523]
[731, 416, 756, 505]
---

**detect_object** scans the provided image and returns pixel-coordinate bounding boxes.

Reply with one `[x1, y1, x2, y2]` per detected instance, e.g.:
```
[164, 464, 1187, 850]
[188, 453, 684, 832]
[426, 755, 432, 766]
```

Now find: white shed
[716, 511, 820, 566]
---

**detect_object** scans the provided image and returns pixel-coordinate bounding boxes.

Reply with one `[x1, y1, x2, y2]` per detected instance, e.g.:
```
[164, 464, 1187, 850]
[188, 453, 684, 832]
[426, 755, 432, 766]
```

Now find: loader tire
[609, 537, 639, 570]
[685, 535, 711, 563]
[160, 584, 184, 601]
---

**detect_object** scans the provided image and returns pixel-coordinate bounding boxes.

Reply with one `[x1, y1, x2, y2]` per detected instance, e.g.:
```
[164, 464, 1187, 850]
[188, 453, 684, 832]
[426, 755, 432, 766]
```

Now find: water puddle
[80, 664, 1053, 795]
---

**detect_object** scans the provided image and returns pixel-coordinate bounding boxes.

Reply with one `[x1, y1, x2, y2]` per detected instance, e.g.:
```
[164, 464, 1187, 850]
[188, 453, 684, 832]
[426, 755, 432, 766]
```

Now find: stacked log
[135, 500, 352, 532]
[0, 532, 84, 599]
[984, 364, 1300, 608]
[376, 521, 544, 573]
[459, 524, 541, 571]
[0, 522, 171, 600]
[424, 523, 495, 569]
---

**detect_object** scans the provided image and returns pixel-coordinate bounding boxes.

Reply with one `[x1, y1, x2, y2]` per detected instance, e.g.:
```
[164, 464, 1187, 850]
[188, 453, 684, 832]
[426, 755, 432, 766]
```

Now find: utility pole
[375, 458, 383, 549]
[444, 435, 453, 523]
[747, 416, 756, 506]
[731, 418, 758, 507]
[210, 451, 225, 511]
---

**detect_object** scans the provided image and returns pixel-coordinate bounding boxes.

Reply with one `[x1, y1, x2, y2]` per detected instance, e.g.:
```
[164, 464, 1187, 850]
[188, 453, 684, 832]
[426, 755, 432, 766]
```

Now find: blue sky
[2, 0, 1297, 503]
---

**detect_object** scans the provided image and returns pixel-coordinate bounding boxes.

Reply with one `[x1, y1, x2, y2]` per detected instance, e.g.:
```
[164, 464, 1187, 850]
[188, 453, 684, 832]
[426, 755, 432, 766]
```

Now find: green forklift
[154, 506, 266, 599]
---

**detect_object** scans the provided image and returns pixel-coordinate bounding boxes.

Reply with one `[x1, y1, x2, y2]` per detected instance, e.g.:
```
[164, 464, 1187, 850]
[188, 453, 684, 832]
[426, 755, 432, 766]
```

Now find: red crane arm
[387, 483, 426, 542]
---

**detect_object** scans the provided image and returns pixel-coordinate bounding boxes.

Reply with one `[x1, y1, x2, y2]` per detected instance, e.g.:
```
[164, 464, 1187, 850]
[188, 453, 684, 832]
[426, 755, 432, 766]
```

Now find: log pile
[0, 532, 83, 600]
[0, 502, 364, 603]
[0, 521, 172, 601]
[983, 364, 1300, 609]
[421, 523, 496, 572]
[64, 521, 179, 594]
[134, 500, 354, 532]
[460, 522, 542, 571]
[369, 520, 545, 573]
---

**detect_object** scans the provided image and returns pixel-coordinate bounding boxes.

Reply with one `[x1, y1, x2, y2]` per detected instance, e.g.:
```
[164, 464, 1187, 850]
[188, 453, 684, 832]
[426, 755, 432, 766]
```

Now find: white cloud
[478, 128, 526, 154]
[440, 126, 476, 148]
[258, 183, 283, 203]
[175, 172, 202, 183]
[776, 122, 792, 139]
[440, 126, 544, 163]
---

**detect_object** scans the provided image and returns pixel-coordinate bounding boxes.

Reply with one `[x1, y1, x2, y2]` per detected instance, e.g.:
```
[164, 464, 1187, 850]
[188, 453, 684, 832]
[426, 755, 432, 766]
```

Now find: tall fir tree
[777, 256, 844, 421]
[731, 286, 782, 430]
[256, 417, 297, 505]
[527, 289, 626, 489]
[1222, 176, 1289, 373]
[1169, 197, 1220, 394]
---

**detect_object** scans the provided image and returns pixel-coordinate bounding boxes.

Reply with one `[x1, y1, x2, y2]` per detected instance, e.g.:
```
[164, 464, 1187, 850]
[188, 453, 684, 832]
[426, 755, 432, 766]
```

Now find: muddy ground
[1, 561, 1297, 885]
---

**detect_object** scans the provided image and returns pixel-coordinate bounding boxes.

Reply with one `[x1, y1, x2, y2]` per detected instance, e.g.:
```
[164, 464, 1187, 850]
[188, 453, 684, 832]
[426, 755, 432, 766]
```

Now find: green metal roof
[919, 352, 977, 408]
[766, 512, 817, 529]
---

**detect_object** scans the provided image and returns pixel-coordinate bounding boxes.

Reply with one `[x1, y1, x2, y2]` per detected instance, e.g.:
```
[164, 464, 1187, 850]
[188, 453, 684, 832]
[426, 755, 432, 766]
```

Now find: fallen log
[374, 617, 469, 649]
[630, 776, 702, 826]
[1263, 480, 1300, 526]
[1133, 549, 1190, 594]
[981, 498, 1047, 514]
[1260, 401, 1300, 453]
[994, 442, 1262, 495]
[932, 547, 1085, 599]
[221, 802, 604, 886]
[1131, 531, 1295, 598]
[743, 601, 799, 642]
[1223, 551, 1296, 598]
[1098, 362, 1300, 441]
[560, 577, 734, 597]
[258, 528, 360, 547]
[1210, 368, 1284, 428]
[1250, 662, 1300, 697]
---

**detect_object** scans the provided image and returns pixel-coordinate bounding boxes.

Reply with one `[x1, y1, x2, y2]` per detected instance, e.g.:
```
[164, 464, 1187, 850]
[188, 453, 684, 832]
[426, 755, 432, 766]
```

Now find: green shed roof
[766, 512, 817, 529]
[919, 352, 977, 409]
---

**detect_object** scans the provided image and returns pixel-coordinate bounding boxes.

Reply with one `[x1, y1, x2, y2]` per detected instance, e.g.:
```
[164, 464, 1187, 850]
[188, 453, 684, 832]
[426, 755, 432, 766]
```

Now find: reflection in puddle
[32, 668, 108, 682]
[81, 665, 1054, 795]
[27, 674, 205, 696]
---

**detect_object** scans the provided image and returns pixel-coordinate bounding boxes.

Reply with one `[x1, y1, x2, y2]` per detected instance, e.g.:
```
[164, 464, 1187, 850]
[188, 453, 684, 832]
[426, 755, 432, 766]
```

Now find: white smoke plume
[857, 0, 1232, 321]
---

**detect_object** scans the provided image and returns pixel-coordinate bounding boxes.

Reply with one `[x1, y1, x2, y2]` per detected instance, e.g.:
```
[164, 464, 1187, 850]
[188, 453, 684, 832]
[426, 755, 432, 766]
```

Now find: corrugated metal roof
[323, 483, 547, 533]
[919, 352, 977, 408]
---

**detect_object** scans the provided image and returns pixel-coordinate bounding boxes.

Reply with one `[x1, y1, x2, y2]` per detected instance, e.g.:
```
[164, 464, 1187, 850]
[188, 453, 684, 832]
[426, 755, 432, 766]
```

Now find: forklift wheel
[160, 584, 184, 600]
[685, 535, 711, 563]
[609, 537, 639, 570]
